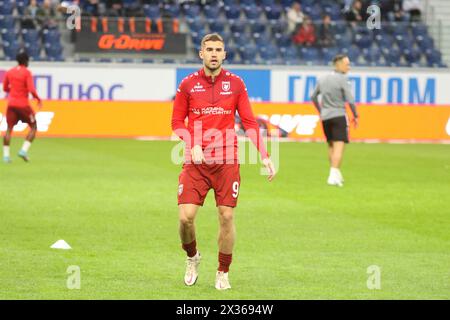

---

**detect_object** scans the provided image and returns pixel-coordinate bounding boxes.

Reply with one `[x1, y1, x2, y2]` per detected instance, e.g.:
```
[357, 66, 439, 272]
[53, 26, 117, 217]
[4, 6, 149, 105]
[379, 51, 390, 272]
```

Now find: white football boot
[184, 252, 201, 286]
[327, 169, 343, 187]
[215, 271, 231, 290]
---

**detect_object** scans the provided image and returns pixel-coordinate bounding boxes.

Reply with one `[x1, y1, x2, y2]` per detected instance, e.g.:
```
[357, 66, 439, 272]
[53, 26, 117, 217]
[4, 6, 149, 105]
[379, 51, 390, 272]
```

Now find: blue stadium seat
[307, 5, 323, 21]
[261, 0, 275, 7]
[24, 42, 41, 60]
[275, 33, 291, 49]
[225, 46, 237, 63]
[163, 3, 180, 18]
[265, 4, 283, 22]
[224, 5, 241, 21]
[281, 0, 294, 9]
[301, 47, 322, 65]
[253, 33, 271, 47]
[230, 20, 245, 34]
[203, 4, 222, 20]
[243, 5, 262, 22]
[411, 22, 428, 38]
[354, 33, 373, 49]
[188, 17, 204, 33]
[271, 20, 287, 35]
[425, 49, 442, 66]
[183, 3, 201, 19]
[241, 0, 256, 6]
[395, 34, 414, 51]
[239, 43, 258, 64]
[2, 40, 21, 59]
[16, 1, 28, 15]
[250, 20, 266, 35]
[233, 32, 252, 47]
[341, 45, 360, 62]
[335, 33, 352, 49]
[321, 47, 340, 64]
[43, 29, 60, 43]
[0, 0, 15, 15]
[324, 3, 342, 20]
[143, 4, 161, 20]
[44, 42, 63, 59]
[333, 22, 348, 35]
[403, 47, 422, 65]
[382, 47, 401, 66]
[191, 30, 207, 47]
[1, 28, 18, 43]
[280, 45, 300, 65]
[375, 33, 395, 49]
[209, 19, 226, 33]
[0, 15, 15, 29]
[260, 44, 281, 64]
[361, 46, 382, 64]
[222, 0, 238, 5]
[22, 29, 39, 43]
[416, 35, 434, 53]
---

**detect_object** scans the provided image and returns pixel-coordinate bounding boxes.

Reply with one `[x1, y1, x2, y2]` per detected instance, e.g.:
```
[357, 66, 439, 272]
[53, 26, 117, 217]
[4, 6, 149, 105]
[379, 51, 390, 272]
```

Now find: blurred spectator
[345, 0, 363, 25]
[292, 16, 316, 47]
[403, 0, 422, 22]
[382, 0, 409, 22]
[106, 0, 124, 17]
[37, 0, 58, 29]
[21, 0, 40, 29]
[286, 2, 305, 34]
[317, 15, 335, 47]
[83, 0, 101, 17]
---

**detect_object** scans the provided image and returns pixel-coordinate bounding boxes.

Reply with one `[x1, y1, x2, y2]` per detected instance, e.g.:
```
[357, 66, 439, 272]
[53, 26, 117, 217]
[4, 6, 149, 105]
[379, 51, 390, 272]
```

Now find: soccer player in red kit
[171, 33, 276, 290]
[2, 51, 42, 163]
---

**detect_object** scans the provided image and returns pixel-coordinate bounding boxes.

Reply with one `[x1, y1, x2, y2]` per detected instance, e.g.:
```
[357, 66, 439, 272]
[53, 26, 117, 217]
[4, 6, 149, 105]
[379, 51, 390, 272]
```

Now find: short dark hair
[201, 33, 224, 48]
[16, 51, 29, 66]
[333, 54, 348, 64]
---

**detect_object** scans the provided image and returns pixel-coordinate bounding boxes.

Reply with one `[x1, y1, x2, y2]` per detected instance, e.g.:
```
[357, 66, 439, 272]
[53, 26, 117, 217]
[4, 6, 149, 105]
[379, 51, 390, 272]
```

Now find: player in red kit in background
[2, 51, 42, 163]
[171, 33, 276, 290]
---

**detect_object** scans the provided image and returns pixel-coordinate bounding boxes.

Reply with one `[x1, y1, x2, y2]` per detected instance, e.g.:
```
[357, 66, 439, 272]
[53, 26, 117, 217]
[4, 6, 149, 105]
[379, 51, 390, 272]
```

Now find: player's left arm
[26, 71, 42, 108]
[236, 82, 276, 181]
[342, 77, 358, 128]
[3, 72, 10, 94]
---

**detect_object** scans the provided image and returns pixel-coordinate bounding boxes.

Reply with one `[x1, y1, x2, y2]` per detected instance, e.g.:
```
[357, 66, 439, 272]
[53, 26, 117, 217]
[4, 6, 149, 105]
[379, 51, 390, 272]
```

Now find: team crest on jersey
[220, 81, 232, 95]
[222, 81, 231, 91]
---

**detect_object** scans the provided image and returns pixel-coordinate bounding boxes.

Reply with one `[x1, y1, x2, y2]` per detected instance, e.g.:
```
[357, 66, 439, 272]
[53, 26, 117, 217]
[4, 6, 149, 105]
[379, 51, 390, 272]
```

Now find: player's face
[199, 41, 226, 72]
[337, 57, 351, 73]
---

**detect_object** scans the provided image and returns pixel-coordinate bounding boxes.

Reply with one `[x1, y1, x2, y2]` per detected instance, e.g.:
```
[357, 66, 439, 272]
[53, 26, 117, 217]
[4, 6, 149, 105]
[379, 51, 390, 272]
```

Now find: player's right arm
[310, 81, 321, 114]
[26, 70, 42, 108]
[171, 79, 204, 163]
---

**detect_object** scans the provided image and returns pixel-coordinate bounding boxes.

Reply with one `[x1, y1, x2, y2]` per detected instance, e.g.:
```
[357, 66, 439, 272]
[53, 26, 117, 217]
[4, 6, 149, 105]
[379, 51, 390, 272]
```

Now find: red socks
[182, 240, 197, 258]
[218, 252, 232, 273]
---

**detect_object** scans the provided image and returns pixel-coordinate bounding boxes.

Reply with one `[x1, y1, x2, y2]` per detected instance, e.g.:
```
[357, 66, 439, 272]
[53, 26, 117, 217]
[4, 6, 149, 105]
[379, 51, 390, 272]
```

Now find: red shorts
[6, 106, 36, 127]
[178, 163, 241, 208]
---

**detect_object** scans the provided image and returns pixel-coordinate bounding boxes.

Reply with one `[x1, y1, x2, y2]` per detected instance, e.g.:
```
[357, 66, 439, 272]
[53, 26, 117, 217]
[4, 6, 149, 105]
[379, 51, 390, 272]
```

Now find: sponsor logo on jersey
[190, 82, 205, 93]
[192, 108, 200, 115]
[201, 107, 232, 115]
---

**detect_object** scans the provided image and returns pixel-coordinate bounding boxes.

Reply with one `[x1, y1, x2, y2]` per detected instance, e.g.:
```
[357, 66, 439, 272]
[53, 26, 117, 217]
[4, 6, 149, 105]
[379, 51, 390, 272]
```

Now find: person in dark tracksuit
[311, 54, 359, 187]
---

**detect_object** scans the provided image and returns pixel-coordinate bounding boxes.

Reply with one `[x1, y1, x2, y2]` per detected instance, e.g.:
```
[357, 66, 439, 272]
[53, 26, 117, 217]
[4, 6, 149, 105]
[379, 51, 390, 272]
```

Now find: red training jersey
[171, 68, 269, 163]
[3, 65, 41, 108]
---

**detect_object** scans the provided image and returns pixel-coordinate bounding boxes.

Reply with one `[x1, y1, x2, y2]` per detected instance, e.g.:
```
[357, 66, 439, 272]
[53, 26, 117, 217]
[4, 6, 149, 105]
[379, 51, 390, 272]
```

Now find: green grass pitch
[0, 138, 449, 299]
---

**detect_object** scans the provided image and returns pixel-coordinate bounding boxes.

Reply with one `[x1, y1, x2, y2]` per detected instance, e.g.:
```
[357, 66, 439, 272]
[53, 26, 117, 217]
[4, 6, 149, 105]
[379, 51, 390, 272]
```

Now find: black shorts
[322, 116, 349, 143]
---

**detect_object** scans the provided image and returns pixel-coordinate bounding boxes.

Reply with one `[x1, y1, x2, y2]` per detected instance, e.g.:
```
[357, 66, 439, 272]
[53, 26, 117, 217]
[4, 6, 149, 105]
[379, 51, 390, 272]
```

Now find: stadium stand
[0, 0, 447, 67]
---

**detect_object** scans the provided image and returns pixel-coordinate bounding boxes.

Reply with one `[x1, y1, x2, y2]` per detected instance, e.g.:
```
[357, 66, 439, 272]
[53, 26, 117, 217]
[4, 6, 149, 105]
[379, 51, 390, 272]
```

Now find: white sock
[21, 141, 32, 153]
[3, 146, 10, 158]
